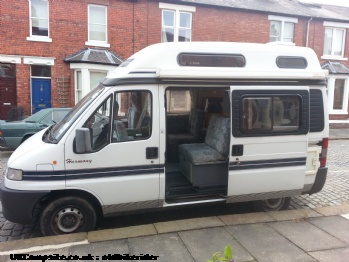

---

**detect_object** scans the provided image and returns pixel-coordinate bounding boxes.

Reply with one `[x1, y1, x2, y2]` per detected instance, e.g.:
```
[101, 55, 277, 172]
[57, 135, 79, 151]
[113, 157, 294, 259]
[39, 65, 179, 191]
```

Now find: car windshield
[24, 109, 52, 123]
[44, 84, 105, 143]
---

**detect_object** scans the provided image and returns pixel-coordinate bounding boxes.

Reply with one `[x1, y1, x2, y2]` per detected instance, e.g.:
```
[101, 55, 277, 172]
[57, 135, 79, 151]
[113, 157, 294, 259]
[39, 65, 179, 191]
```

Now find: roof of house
[322, 61, 349, 74]
[176, 0, 349, 22]
[64, 48, 123, 65]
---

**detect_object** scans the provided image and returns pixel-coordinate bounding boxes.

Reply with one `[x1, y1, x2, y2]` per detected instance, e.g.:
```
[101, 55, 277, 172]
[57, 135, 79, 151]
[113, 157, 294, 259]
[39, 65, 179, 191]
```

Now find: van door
[227, 86, 309, 204]
[65, 86, 161, 216]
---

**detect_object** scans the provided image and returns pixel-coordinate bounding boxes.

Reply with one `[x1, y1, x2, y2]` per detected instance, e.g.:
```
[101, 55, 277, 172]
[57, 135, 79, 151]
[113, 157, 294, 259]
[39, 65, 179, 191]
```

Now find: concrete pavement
[0, 205, 349, 261]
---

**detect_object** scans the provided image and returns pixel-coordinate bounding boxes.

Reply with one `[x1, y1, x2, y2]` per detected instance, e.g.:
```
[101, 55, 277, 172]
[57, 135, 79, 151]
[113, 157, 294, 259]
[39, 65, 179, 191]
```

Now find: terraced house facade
[1, 0, 349, 126]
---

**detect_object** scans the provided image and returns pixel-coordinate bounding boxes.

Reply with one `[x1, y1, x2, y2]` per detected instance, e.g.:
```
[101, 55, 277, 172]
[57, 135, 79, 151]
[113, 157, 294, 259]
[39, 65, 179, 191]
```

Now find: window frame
[232, 89, 309, 137]
[159, 3, 195, 43]
[268, 15, 298, 44]
[322, 28, 346, 60]
[85, 4, 110, 48]
[112, 90, 153, 142]
[27, 0, 52, 42]
[327, 76, 349, 114]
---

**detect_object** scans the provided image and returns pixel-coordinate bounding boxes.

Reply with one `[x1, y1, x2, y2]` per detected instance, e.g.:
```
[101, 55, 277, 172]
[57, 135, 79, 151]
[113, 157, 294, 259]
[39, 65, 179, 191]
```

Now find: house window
[31, 65, 51, 77]
[27, 0, 51, 42]
[322, 22, 349, 60]
[333, 79, 345, 110]
[76, 71, 82, 102]
[90, 71, 107, 91]
[160, 3, 195, 43]
[71, 66, 113, 104]
[324, 28, 345, 57]
[268, 15, 297, 43]
[328, 77, 349, 114]
[86, 5, 109, 47]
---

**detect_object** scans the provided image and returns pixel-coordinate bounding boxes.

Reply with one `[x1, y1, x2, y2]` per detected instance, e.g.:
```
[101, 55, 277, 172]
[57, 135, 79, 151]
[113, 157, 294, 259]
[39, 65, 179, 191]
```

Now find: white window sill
[85, 41, 110, 48]
[26, 36, 52, 42]
[321, 55, 348, 61]
[328, 110, 348, 115]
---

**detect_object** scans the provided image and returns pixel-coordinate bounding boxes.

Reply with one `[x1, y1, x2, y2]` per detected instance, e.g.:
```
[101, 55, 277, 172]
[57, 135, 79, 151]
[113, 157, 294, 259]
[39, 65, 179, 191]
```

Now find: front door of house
[32, 78, 51, 113]
[0, 78, 17, 120]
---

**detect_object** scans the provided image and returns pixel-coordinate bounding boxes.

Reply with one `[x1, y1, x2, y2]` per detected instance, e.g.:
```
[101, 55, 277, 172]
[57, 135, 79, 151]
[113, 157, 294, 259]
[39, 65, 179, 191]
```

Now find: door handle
[232, 145, 244, 156]
[146, 147, 158, 159]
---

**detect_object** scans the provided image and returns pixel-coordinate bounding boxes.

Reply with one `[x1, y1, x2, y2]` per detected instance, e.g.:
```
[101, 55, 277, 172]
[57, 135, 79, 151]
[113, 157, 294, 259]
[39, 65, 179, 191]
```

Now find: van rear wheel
[253, 197, 291, 212]
[39, 196, 96, 236]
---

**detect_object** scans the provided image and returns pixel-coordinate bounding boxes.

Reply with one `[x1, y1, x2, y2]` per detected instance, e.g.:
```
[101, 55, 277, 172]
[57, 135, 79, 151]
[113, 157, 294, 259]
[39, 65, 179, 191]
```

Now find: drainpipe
[306, 17, 313, 47]
[132, 0, 135, 54]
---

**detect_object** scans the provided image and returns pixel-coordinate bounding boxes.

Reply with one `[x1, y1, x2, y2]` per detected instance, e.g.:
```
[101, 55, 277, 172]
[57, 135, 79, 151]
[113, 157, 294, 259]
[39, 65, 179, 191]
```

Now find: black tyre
[39, 196, 96, 236]
[253, 197, 291, 212]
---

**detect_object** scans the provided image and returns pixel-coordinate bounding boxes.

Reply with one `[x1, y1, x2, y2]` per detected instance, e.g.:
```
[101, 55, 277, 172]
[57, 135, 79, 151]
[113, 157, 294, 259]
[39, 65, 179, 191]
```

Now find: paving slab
[269, 220, 347, 252]
[1, 248, 70, 262]
[128, 233, 194, 262]
[307, 216, 349, 245]
[218, 212, 274, 225]
[154, 216, 224, 234]
[0, 233, 87, 253]
[70, 239, 129, 262]
[226, 223, 316, 262]
[267, 209, 322, 221]
[87, 224, 156, 243]
[314, 204, 349, 216]
[309, 247, 349, 262]
[178, 227, 255, 262]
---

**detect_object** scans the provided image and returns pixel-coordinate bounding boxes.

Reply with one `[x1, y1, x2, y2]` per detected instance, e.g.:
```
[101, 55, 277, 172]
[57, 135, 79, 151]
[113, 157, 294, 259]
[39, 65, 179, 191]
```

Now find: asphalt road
[0, 139, 348, 241]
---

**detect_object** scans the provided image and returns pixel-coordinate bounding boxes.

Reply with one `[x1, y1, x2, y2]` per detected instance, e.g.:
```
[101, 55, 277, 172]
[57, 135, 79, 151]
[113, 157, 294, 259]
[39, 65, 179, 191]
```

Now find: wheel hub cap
[54, 208, 84, 233]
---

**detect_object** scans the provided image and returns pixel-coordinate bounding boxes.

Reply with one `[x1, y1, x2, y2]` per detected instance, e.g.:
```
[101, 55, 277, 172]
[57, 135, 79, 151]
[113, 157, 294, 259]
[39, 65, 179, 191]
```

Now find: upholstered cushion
[167, 133, 197, 145]
[179, 143, 225, 164]
[189, 108, 206, 138]
[166, 114, 189, 134]
[205, 115, 230, 158]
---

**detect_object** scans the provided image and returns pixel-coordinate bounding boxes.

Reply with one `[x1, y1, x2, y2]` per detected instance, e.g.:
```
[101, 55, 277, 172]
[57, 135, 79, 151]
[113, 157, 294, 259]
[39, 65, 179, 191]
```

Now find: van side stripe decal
[22, 165, 165, 181]
[229, 157, 306, 171]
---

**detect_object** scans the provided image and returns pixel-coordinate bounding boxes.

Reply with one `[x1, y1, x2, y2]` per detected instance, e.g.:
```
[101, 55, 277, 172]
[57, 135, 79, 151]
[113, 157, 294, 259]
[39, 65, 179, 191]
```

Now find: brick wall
[1, 0, 349, 120]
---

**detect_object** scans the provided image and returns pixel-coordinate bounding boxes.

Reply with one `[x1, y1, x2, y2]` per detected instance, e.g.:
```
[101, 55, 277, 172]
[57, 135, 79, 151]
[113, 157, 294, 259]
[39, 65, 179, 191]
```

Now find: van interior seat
[166, 108, 206, 162]
[178, 114, 230, 187]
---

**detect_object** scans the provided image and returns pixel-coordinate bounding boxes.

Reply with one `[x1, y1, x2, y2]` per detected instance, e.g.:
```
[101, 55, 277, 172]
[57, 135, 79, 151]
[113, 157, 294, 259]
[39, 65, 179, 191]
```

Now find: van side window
[112, 91, 152, 142]
[232, 90, 309, 137]
[83, 96, 112, 151]
[241, 96, 301, 133]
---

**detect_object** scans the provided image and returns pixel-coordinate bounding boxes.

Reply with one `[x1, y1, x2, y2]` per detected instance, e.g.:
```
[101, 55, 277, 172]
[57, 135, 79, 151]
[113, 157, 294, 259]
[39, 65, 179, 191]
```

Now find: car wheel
[253, 197, 291, 212]
[39, 196, 96, 236]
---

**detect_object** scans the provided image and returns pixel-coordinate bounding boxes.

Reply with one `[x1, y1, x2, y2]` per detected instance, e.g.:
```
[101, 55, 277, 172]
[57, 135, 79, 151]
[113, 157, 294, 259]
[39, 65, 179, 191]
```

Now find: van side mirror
[76, 128, 92, 153]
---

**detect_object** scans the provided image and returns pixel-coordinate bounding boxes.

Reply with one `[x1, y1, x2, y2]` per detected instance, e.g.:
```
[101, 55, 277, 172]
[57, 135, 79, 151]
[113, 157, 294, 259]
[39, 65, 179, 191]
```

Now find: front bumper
[0, 181, 50, 224]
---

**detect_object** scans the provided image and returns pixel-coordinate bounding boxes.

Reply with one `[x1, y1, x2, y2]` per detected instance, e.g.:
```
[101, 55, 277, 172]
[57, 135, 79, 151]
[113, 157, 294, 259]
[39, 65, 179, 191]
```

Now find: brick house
[0, 0, 348, 127]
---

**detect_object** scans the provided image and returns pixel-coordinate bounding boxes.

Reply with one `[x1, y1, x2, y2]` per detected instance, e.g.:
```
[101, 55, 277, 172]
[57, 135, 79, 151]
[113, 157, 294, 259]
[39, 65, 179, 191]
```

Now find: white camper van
[0, 42, 329, 236]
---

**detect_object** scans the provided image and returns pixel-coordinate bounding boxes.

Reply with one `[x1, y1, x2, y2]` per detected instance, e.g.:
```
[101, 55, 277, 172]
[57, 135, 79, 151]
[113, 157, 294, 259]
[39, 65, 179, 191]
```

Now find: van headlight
[6, 168, 23, 181]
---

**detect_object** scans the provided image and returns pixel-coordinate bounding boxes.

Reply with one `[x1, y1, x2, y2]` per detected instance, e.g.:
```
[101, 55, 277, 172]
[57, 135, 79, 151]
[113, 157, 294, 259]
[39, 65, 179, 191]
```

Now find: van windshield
[44, 84, 105, 143]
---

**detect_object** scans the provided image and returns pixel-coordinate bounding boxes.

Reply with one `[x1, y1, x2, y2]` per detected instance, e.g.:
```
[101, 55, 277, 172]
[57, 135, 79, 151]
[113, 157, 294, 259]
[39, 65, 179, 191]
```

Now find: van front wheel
[253, 197, 291, 212]
[39, 196, 97, 236]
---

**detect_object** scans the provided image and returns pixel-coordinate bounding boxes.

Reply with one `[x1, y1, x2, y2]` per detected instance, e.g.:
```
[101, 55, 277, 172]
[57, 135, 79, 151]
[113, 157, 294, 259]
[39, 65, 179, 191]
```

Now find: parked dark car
[0, 108, 71, 150]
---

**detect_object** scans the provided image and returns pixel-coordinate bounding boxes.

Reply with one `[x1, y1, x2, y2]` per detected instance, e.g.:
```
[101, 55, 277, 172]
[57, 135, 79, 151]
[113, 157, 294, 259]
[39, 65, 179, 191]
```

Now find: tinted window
[178, 53, 245, 67]
[276, 56, 307, 69]
[241, 96, 301, 133]
[232, 89, 309, 137]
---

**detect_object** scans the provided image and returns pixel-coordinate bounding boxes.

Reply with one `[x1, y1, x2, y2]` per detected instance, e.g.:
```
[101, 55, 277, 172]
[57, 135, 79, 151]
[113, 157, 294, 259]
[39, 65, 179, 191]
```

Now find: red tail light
[320, 138, 328, 167]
